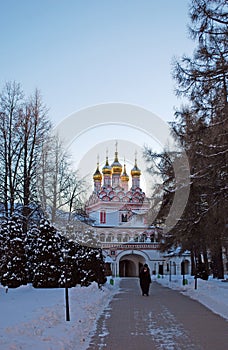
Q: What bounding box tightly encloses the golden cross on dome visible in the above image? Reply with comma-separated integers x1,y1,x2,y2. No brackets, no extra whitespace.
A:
105,148,109,165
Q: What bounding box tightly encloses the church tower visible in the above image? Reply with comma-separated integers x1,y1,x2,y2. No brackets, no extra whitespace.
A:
121,161,129,192
111,142,122,188
93,160,102,192
131,153,141,190
102,152,112,187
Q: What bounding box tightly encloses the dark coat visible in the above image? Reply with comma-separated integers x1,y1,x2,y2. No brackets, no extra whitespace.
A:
139,266,151,295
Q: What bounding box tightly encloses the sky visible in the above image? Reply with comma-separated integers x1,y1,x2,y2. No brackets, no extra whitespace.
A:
0,0,195,193
0,275,227,349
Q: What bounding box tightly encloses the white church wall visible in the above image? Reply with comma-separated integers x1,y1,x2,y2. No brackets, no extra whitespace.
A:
106,210,120,226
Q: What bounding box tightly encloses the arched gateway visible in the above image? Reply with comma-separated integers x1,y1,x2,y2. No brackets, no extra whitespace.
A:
116,250,148,277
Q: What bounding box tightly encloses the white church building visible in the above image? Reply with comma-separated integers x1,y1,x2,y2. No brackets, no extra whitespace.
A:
85,145,191,278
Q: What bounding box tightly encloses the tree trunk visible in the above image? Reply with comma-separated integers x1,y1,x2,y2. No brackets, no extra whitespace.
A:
211,246,224,279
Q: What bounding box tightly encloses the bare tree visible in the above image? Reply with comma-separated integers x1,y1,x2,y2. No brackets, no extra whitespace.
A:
18,89,51,231
36,134,87,227
0,83,50,230
0,81,24,216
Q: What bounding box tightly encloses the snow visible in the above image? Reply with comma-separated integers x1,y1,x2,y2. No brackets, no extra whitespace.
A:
155,274,228,321
0,275,227,349
0,278,120,350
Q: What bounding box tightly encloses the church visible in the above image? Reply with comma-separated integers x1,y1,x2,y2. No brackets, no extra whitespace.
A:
85,145,173,277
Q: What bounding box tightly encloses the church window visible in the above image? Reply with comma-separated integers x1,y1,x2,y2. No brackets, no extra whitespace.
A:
121,214,128,222
100,211,106,223
100,234,105,242
117,234,122,242
150,233,155,242
140,233,147,242
123,234,129,242
106,234,113,242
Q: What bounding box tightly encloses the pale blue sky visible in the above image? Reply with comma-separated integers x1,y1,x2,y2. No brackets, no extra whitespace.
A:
0,0,195,125
1,0,195,194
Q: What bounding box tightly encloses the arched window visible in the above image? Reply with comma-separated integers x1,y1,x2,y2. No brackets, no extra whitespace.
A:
134,235,139,242
140,233,147,242
150,233,155,242
123,234,129,242
100,234,105,242
121,214,128,222
117,234,122,242
106,234,113,242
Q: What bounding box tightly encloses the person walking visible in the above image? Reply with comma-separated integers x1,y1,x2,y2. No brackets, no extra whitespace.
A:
139,263,151,296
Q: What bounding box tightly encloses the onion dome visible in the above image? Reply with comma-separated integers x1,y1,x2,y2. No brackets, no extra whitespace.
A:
131,156,141,177
102,156,112,175
93,163,102,181
111,149,122,174
121,164,129,182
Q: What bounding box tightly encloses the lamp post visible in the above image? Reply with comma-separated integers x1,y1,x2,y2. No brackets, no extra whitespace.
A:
63,249,70,321
194,256,199,290
169,261,172,282
181,260,186,286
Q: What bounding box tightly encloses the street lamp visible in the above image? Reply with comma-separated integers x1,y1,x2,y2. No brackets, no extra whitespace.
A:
62,249,70,321
181,260,185,286
194,256,199,290
169,261,172,282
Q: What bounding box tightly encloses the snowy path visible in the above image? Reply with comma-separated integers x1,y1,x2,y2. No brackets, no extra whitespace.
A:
88,278,228,350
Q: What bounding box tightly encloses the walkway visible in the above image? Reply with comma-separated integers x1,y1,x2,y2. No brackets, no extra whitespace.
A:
87,278,228,350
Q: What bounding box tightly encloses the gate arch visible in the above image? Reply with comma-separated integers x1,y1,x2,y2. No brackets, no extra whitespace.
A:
116,250,150,277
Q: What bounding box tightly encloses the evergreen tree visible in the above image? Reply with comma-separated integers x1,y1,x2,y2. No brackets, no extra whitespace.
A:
145,0,227,278
0,216,27,287
59,237,80,288
26,219,107,289
171,0,227,278
31,219,63,288
25,224,41,283
77,245,107,287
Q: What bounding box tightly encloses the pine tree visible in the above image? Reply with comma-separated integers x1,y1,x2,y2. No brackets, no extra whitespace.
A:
31,219,63,288
171,0,227,278
144,0,227,278
59,237,81,288
77,245,107,287
0,217,27,287
25,224,41,283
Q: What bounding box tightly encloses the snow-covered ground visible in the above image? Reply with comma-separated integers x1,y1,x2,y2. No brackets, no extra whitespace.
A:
0,277,120,350
155,274,228,321
0,275,227,350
